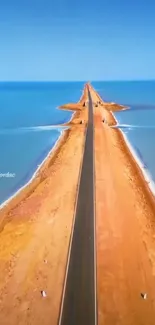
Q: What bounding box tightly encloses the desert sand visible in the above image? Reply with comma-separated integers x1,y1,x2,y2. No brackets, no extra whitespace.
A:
90,85,155,325
0,85,88,325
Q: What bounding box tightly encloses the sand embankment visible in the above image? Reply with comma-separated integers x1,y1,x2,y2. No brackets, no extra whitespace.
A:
90,84,155,325
88,83,127,112
1,81,155,325
0,84,88,325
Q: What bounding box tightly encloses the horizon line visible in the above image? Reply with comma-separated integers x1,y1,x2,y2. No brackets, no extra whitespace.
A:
0,79,155,83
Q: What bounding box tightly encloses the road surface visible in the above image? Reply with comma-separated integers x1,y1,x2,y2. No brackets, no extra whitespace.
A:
58,88,97,325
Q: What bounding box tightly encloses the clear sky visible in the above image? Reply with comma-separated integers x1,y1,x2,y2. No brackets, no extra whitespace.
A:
0,0,155,81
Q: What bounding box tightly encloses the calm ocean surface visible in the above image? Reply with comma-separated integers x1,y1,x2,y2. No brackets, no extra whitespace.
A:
0,82,85,205
0,81,155,206
93,81,155,191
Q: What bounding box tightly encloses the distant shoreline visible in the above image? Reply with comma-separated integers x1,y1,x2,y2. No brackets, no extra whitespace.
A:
0,85,86,210
0,84,88,229
111,114,155,197
89,83,155,210
110,110,155,204
0,130,64,210
120,129,155,196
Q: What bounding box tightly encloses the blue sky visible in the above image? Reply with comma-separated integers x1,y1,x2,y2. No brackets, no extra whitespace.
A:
0,0,155,81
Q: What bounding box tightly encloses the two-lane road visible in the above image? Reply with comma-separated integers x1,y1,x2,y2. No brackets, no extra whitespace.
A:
58,88,97,325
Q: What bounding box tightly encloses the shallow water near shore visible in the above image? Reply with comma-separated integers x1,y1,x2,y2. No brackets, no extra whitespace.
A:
94,80,155,192
1,80,155,205
0,82,84,205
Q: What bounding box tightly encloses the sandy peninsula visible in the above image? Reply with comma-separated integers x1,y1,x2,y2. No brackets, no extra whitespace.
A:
89,85,155,325
0,85,88,325
0,82,155,325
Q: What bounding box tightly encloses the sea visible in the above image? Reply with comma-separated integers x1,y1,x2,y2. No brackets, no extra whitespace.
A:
93,80,155,194
0,82,85,206
0,81,155,206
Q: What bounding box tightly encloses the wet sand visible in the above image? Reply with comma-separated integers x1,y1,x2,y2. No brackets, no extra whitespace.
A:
0,85,88,325
90,85,155,324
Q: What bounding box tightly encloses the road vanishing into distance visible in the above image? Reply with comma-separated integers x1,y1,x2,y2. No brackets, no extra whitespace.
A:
58,88,97,325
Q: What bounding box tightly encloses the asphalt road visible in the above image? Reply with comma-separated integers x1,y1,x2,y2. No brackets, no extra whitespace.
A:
58,88,97,325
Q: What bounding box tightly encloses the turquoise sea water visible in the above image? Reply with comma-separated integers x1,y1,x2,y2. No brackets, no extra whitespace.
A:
1,81,155,206
92,81,155,106
0,82,85,205
92,81,155,190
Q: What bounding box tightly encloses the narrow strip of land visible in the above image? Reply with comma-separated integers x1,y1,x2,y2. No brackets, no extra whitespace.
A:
0,86,88,325
58,88,96,325
1,84,155,325
90,85,155,325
